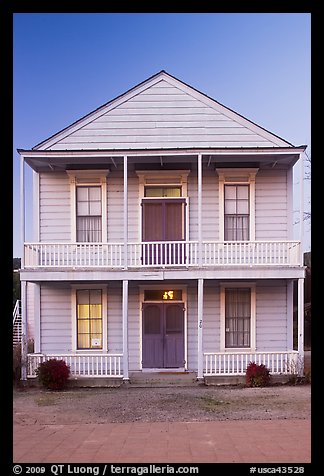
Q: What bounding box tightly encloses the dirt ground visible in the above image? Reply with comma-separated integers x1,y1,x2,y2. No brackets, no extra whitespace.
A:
13,383,310,425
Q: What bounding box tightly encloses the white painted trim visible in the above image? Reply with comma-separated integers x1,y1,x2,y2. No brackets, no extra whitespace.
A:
21,147,305,159
197,278,204,379
20,156,25,268
220,282,256,352
287,167,293,239
71,285,108,353
123,156,128,269
20,281,27,380
299,152,304,261
139,284,188,371
286,280,293,350
34,283,41,353
32,171,40,242
122,280,129,379
297,278,304,370
198,154,202,266
216,168,258,242
135,170,191,198
68,170,109,243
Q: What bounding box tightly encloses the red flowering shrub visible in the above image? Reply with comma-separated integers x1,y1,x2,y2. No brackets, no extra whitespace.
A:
36,358,70,390
246,361,270,387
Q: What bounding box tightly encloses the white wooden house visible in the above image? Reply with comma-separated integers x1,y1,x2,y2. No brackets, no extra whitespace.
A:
18,71,306,383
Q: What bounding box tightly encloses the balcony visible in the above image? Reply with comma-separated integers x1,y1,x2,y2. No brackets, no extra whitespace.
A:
24,240,301,269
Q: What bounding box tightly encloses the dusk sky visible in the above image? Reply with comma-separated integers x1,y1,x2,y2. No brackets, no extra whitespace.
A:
13,13,311,257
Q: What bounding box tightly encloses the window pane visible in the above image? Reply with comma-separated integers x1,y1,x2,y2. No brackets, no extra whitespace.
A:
224,185,236,199
145,187,181,197
224,200,236,214
237,199,249,214
237,185,249,199
77,187,89,201
77,201,89,216
78,334,90,349
89,187,101,201
89,201,101,216
90,289,102,305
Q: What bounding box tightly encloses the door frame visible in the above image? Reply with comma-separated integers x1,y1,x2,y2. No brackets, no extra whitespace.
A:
139,285,188,371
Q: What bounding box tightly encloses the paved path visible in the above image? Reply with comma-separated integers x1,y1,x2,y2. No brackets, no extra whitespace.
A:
14,419,311,463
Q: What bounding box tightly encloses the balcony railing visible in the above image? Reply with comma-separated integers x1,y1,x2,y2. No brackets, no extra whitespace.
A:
24,240,301,269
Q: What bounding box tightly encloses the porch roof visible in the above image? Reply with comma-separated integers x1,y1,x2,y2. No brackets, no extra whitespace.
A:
18,145,306,173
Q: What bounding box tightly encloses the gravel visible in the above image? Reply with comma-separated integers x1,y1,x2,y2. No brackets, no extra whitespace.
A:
13,384,310,425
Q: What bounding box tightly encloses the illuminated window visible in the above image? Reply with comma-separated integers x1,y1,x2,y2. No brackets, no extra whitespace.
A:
76,289,102,349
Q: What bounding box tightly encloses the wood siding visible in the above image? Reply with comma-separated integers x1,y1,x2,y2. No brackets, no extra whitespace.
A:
37,167,289,245
46,80,283,151
255,170,288,240
37,281,289,369
39,173,71,242
40,285,72,353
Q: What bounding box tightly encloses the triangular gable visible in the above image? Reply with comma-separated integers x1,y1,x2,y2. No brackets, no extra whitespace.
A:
34,71,293,151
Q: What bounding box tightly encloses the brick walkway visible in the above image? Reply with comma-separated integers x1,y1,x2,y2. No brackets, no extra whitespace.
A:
13,419,311,463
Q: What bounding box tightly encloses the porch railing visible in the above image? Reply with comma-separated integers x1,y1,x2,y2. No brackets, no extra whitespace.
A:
204,351,299,376
27,353,123,378
24,240,301,268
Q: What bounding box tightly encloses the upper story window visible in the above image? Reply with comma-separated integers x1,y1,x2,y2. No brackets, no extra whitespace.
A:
76,186,102,242
224,184,250,241
216,168,258,242
67,170,109,243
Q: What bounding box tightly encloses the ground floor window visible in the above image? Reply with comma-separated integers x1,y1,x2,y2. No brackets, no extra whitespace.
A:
76,289,102,349
221,283,256,351
225,288,251,348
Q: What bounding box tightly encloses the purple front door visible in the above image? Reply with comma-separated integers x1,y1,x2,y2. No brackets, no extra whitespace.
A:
142,303,185,368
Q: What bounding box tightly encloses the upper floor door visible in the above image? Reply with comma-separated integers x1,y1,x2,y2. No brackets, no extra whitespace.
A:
142,199,186,265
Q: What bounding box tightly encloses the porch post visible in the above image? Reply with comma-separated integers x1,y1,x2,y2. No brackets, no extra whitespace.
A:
34,283,41,353
286,280,293,351
297,278,304,376
197,278,204,380
299,151,304,265
123,155,128,269
198,153,203,266
122,280,129,380
20,155,25,269
20,280,28,382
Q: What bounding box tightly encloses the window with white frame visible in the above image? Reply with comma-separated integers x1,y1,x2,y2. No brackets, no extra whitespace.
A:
76,289,103,349
220,283,256,351
66,170,108,243
224,184,250,240
76,186,102,242
225,288,251,348
216,168,258,242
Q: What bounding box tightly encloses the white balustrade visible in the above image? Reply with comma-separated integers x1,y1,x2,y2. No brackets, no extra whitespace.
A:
24,240,300,268
27,353,123,378
204,351,299,376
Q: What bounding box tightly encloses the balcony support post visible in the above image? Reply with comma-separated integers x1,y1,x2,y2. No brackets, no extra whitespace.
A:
20,155,25,269
297,277,304,376
197,278,204,380
122,280,129,381
123,155,128,269
198,153,202,266
20,280,27,382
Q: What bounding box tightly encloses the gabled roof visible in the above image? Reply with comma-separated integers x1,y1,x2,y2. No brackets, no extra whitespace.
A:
33,70,294,151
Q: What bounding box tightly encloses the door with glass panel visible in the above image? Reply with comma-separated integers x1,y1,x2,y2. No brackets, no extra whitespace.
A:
142,186,186,266
142,302,184,368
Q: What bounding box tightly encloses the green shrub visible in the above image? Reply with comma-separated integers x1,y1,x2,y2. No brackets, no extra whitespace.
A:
36,358,70,390
246,361,270,387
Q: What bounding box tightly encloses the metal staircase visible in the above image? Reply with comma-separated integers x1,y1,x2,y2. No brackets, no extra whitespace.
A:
13,300,22,347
